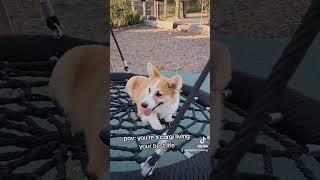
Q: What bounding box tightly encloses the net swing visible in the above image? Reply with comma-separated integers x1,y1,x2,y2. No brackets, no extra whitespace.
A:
0,1,214,179
0,0,320,180
109,26,214,179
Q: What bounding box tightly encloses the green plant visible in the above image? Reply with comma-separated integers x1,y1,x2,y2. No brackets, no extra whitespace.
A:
167,0,175,5
187,0,210,13
111,0,143,28
188,6,201,13
140,15,146,22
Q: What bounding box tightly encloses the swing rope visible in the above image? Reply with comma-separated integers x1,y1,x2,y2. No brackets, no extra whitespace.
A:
111,28,130,72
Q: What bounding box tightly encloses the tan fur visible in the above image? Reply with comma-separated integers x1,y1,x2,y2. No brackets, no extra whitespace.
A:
210,42,232,155
49,45,109,180
126,75,180,118
125,63,182,130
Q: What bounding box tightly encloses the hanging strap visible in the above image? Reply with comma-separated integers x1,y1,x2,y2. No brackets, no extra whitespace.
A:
40,0,64,38
111,28,130,72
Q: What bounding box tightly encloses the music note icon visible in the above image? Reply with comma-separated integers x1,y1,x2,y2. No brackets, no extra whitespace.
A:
200,137,206,144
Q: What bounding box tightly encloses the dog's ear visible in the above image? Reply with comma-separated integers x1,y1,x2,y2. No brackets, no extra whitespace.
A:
168,75,182,90
147,62,160,78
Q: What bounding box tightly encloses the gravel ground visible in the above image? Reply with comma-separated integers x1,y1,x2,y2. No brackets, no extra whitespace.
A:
111,26,210,74
0,0,106,42
112,0,311,73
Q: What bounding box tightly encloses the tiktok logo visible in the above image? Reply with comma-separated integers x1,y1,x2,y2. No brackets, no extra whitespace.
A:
198,136,209,151
200,137,206,144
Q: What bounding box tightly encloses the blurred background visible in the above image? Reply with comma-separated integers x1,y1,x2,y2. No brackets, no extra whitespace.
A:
0,0,105,41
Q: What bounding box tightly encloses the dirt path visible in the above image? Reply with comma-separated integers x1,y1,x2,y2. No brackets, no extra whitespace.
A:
111,26,210,74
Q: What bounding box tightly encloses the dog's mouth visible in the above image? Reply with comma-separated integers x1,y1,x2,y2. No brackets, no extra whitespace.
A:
143,108,153,116
143,102,164,117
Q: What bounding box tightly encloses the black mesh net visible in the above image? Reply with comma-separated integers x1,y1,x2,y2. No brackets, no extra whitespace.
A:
0,59,212,179
2,4,320,175
1,58,320,180
220,99,320,180
109,77,210,171
0,60,89,180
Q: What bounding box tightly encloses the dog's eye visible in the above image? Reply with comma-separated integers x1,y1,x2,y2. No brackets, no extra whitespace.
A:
148,88,151,93
156,91,162,97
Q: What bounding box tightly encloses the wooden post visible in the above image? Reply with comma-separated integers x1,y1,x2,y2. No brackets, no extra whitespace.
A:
154,0,157,17
182,0,186,18
0,0,13,32
143,1,147,17
156,1,159,20
164,0,167,19
200,0,204,25
180,1,184,18
131,1,135,11
176,0,180,19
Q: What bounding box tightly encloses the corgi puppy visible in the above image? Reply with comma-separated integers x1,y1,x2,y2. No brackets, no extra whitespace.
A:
125,62,183,130
48,45,109,180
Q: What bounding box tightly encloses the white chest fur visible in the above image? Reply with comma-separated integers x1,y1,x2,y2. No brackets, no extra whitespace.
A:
156,94,180,119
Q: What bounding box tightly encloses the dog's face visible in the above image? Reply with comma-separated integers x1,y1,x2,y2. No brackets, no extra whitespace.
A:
141,62,182,116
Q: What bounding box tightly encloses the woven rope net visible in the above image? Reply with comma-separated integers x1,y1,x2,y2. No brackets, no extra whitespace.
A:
109,75,210,170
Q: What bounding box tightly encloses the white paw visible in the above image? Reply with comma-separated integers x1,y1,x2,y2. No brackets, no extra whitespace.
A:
164,115,174,122
149,119,164,130
150,123,164,130
140,116,148,124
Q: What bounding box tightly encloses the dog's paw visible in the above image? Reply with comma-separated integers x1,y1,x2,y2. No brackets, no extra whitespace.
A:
151,124,164,130
149,121,164,130
164,118,173,123
164,115,174,123
140,116,148,124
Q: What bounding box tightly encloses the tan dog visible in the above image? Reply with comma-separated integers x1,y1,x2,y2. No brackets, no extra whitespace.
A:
48,45,109,180
125,62,182,130
210,42,232,156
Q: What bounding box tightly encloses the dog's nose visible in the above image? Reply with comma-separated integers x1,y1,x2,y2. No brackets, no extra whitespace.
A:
141,102,148,108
